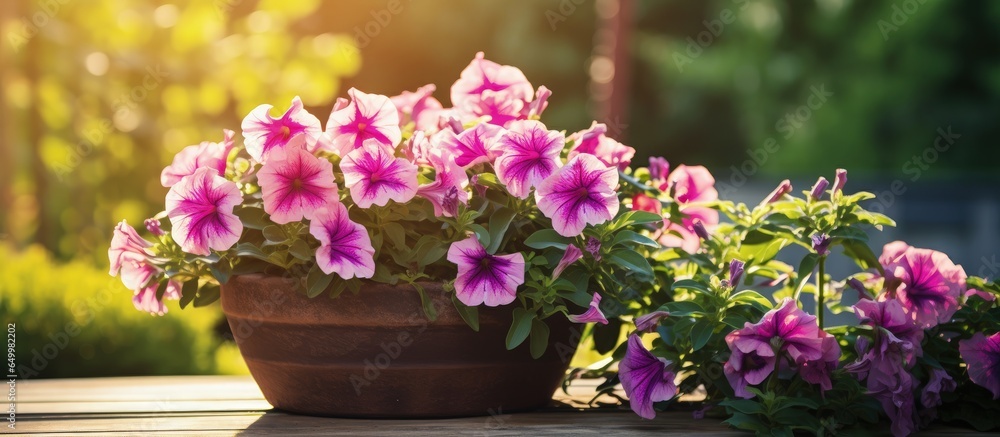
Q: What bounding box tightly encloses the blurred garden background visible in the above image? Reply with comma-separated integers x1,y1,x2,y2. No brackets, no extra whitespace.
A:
1,0,998,378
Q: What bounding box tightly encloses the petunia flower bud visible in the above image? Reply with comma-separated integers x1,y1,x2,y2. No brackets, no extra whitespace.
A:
762,179,792,204
648,157,670,183
442,187,460,218
811,233,831,256
729,259,745,287
809,177,829,201
585,237,602,261
833,168,847,193
693,220,710,240
144,218,165,237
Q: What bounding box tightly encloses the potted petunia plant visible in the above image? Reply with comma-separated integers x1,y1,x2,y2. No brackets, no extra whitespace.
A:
108,53,662,417
595,163,1000,436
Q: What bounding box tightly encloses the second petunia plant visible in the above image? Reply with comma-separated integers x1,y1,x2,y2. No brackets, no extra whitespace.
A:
108,52,660,356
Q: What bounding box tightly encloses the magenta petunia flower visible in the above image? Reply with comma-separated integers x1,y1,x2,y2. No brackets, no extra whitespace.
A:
160,129,235,187
241,96,322,163
340,142,418,208
108,219,155,291
552,244,583,279
727,298,826,364
959,332,1000,399
133,280,180,316
724,347,776,399
323,88,402,156
309,202,376,279
446,236,525,307
796,333,841,393
494,120,564,199
165,167,244,256
567,293,608,325
257,135,339,224
620,334,678,419
568,121,636,171
965,288,996,303
920,368,956,408
467,89,526,127
853,298,924,365
440,122,504,168
523,85,551,119
659,165,719,253
417,149,470,217
634,311,671,333
648,157,670,184
390,83,444,131
535,154,619,237
878,241,966,328
450,52,533,118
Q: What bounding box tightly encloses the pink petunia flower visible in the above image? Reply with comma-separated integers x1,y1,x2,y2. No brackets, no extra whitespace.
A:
494,120,563,199
108,219,156,291
241,96,322,163
322,88,402,156
567,293,608,325
404,131,433,167
659,165,719,254
390,83,444,132
965,288,996,303
450,52,534,119
796,333,841,393
833,168,848,193
340,142,418,208
877,241,966,329
523,85,551,119
144,218,165,237
552,244,583,279
619,334,678,419
160,129,235,187
439,122,505,168
631,193,662,214
648,157,670,184
762,179,793,204
165,167,244,256
634,311,671,333
257,135,339,224
568,121,636,171
133,280,180,316
467,89,525,127
959,332,1000,399
417,149,470,217
854,298,924,365
446,236,524,307
309,202,376,279
535,154,619,237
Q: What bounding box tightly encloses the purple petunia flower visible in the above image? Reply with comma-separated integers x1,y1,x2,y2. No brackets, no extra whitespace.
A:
811,233,831,256
619,334,678,419
447,237,525,307
853,298,924,365
648,157,670,184
729,259,746,287
634,311,671,333
257,136,339,224
535,154,620,237
322,88,402,157
309,202,376,279
416,149,470,218
160,129,235,187
878,241,966,329
439,122,505,168
108,219,155,291
959,332,1000,399
165,167,243,256
553,244,583,280
340,142,418,208
133,280,180,316
809,176,829,201
241,96,322,163
585,237,602,261
567,121,636,171
724,347,776,399
494,120,563,199
795,333,841,393
567,293,608,325
920,368,956,408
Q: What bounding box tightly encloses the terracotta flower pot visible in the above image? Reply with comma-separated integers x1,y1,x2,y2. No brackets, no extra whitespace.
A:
221,274,580,418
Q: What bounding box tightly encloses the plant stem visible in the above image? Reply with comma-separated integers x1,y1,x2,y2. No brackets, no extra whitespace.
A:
816,256,826,329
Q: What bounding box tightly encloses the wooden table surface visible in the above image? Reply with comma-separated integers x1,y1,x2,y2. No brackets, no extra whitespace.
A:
9,376,980,436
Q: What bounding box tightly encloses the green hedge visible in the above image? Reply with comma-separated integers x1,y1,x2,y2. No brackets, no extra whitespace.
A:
0,244,238,378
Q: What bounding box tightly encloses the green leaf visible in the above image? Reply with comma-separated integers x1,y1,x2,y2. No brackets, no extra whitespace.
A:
469,224,490,249
453,296,479,332
793,253,819,296
610,230,659,248
729,290,773,310
524,229,571,250
306,265,333,298
720,399,766,415
154,280,170,301
382,222,408,250
486,207,517,254
413,283,438,321
506,307,534,350
690,319,714,351
724,412,768,433
262,225,286,243
592,318,621,354
608,249,654,279
209,263,232,284
234,206,269,230
616,210,664,228
193,284,220,307
671,279,712,295
179,280,198,309
661,300,705,316
738,237,791,265
235,243,270,262
841,239,884,275
288,239,313,261
529,318,550,359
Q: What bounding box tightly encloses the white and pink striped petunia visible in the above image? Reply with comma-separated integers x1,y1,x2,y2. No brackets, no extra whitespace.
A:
494,120,563,199
447,236,525,307
450,52,534,119
160,129,235,187
340,142,418,208
309,202,376,279
568,121,636,171
567,293,609,325
241,96,322,164
535,154,620,237
322,88,402,156
108,219,156,291
416,149,469,218
257,135,339,224
165,167,244,256
439,122,504,168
